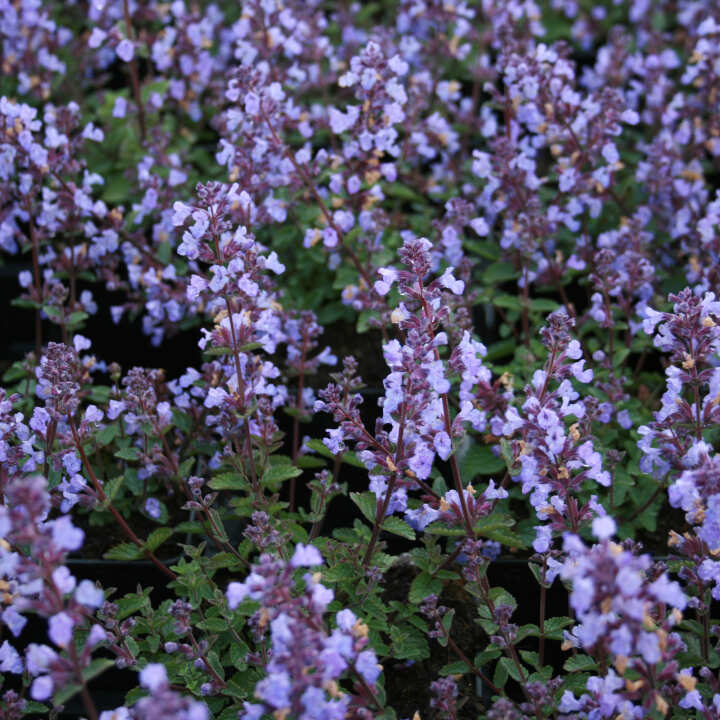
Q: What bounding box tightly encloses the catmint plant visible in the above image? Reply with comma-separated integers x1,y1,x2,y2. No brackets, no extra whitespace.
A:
5,1,720,718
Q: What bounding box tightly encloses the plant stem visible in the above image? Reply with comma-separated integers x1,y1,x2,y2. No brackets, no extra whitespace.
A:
522,264,530,350
539,555,547,669
188,630,227,688
702,588,711,662
25,197,43,356
309,454,342,541
446,634,504,698
290,328,309,512
363,397,407,568
68,417,177,580
480,576,544,720
122,0,146,141
69,644,98,720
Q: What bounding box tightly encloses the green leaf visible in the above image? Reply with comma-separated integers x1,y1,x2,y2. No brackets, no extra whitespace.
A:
465,240,500,260
498,656,522,683
11,297,40,310
262,464,302,484
384,182,422,201
423,523,467,537
145,527,173,551
409,571,443,604
437,609,455,648
68,311,89,327
474,647,502,665
208,473,245,490
124,467,143,495
483,262,518,284
156,242,172,264
114,447,140,461
390,626,430,661
104,542,143,561
208,509,229,543
564,655,597,673
22,701,48,715
102,476,124,506
116,591,150,620
297,455,326,468
543,616,574,640
96,423,120,447
141,79,171,105
322,562,356,582
520,650,540,669
475,514,527,548
493,294,523,311
381,516,415,541
173,409,193,433
351,491,378,523
493,658,508,688
439,661,470,676
304,438,365,467
529,298,560,312
483,339,516,362
197,617,227,632
458,444,506,479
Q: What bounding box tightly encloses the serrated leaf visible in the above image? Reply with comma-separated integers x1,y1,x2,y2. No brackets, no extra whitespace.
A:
483,339,516,362
22,701,48,715
351,491,378,523
409,571,443,604
475,647,502,665
564,655,597,672
68,310,89,326
95,423,120,447
439,661,470,676
458,444,506,479
529,298,560,312
208,473,245,490
156,242,172,264
493,657,508,688
114,447,140,461
208,509,229,543
262,464,302,484
305,438,365,467
390,626,430,661
381,516,415,541
197,617,227,632
102,476,124,506
104,542,143,561
423,523,467,537
385,182,422,201
520,650,540,669
499,656,523,682
543,616,574,640
322,562,356,582
483,262,518,283
297,455,326,468
145,527,173,551
11,297,39,310
493,294,523,311
116,592,150,620
474,514,526,548
438,609,455,648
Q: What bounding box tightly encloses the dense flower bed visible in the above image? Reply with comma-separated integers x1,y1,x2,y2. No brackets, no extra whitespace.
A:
2,0,720,718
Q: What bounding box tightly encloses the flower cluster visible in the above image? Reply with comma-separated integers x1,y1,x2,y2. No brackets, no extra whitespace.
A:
5,0,720,718
226,544,381,720
0,475,105,701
